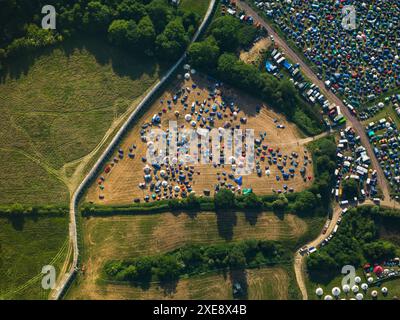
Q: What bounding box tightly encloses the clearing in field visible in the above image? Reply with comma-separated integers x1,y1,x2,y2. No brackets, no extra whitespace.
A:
66,211,303,299
240,37,272,65
0,215,68,300
87,74,313,205
0,37,163,205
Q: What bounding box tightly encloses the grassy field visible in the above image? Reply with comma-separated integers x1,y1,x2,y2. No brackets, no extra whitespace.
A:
0,36,163,205
362,105,400,129
65,211,320,299
180,0,210,17
0,215,69,299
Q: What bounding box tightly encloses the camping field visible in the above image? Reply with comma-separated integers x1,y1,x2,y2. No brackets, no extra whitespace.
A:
65,211,324,299
0,36,163,205
86,74,314,205
0,215,69,300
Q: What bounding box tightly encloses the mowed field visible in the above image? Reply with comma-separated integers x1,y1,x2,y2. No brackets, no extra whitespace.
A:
0,37,163,205
66,211,320,300
86,74,313,205
0,215,69,300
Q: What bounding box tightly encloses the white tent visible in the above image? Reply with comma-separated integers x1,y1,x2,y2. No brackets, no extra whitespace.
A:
371,290,378,298
354,276,361,284
342,284,350,293
332,287,341,297
315,288,323,296
324,295,333,300
356,293,363,300
361,283,368,291
381,287,388,294
352,285,359,293
185,114,192,121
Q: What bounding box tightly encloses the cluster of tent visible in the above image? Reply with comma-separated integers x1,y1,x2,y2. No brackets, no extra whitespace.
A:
255,0,400,105
366,117,400,197
315,275,390,300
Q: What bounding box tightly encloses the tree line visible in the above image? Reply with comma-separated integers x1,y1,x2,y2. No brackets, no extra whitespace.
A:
0,0,202,70
104,239,291,283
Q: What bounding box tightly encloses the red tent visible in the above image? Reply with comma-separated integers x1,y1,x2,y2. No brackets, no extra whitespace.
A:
373,265,383,275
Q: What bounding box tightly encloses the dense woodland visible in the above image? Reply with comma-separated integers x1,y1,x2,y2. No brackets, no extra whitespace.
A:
307,206,400,279
0,0,201,70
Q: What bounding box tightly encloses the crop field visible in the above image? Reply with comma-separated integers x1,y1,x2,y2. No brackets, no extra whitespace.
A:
66,211,320,299
86,74,313,205
68,266,290,300
0,37,163,205
0,215,68,300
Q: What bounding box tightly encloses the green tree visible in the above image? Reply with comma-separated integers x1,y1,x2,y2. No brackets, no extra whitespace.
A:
156,18,189,61
83,1,112,33
214,188,235,209
271,194,288,214
188,36,220,70
342,178,359,200
210,16,240,52
136,15,156,54
117,0,147,21
146,0,173,33
155,255,182,281
293,191,317,215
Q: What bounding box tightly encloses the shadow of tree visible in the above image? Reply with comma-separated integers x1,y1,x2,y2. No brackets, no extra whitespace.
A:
230,268,248,300
0,35,167,83
216,209,237,241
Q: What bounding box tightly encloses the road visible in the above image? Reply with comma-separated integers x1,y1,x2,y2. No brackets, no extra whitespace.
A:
50,0,218,300
237,1,399,300
238,1,391,201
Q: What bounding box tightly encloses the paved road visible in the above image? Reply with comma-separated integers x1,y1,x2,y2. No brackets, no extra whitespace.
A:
238,1,391,201
51,0,217,300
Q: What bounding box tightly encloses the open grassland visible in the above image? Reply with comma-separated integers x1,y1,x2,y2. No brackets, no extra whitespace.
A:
0,36,163,205
86,75,313,205
0,215,68,299
66,211,322,299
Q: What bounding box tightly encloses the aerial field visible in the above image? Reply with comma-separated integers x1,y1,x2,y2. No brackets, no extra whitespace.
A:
0,37,163,205
69,266,289,300
66,211,318,299
87,74,313,205
0,215,68,300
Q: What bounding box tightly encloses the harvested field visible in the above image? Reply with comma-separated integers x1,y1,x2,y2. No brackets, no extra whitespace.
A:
68,266,289,300
66,211,306,299
87,74,313,205
240,37,272,65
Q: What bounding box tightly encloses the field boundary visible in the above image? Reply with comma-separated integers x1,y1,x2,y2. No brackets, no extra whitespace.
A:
51,0,218,300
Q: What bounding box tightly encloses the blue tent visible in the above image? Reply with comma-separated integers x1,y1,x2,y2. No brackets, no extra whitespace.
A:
234,176,243,186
